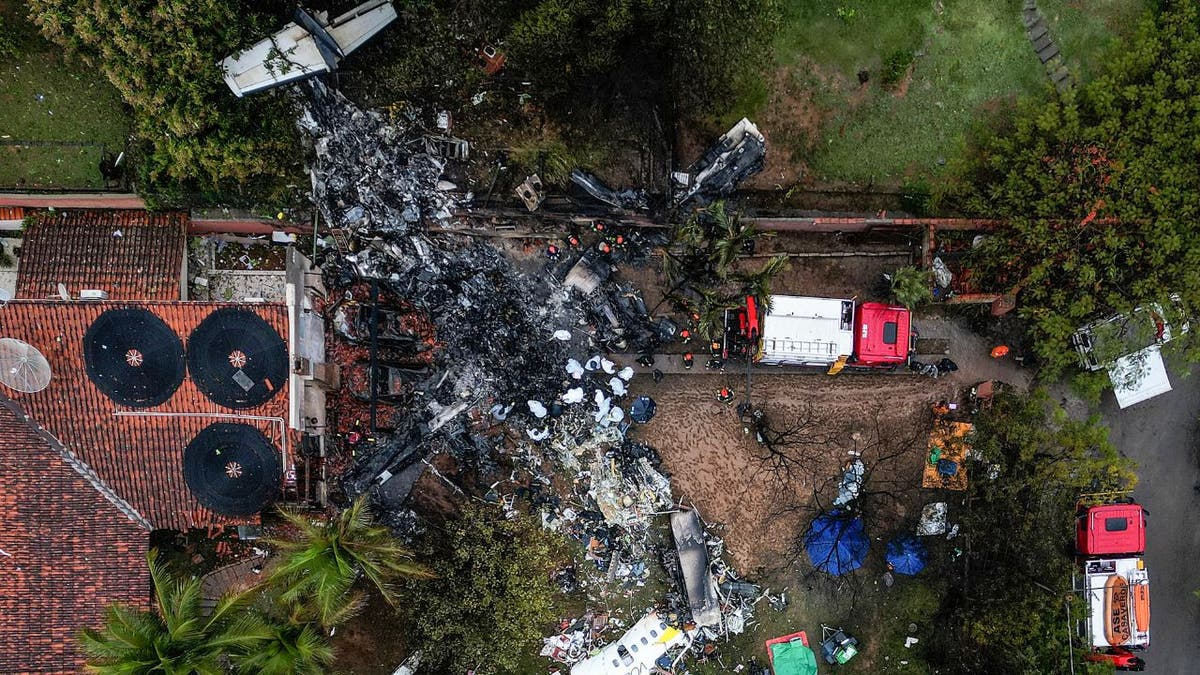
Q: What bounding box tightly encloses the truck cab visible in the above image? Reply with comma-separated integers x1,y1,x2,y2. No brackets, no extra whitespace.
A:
851,302,912,367
1076,503,1146,557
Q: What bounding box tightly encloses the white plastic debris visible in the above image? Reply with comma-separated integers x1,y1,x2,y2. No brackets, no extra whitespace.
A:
917,502,948,536
607,407,625,424
553,329,572,341
618,366,634,381
528,400,548,418
565,358,584,380
601,358,616,374
527,426,550,441
585,355,602,372
904,637,919,649
563,387,585,404
594,391,612,422
609,377,627,396
833,459,865,506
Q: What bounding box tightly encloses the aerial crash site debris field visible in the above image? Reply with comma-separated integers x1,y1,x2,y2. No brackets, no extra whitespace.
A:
296,79,991,672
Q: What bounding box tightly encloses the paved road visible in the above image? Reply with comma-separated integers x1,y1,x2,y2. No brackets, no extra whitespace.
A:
1095,364,1200,673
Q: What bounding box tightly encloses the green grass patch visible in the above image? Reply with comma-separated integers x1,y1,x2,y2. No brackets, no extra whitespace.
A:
0,144,108,188
762,0,1142,187
775,0,933,75
0,2,129,188
1038,0,1150,81
810,0,1046,183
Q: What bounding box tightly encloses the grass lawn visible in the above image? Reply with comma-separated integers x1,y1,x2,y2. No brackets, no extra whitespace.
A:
747,0,1148,188
1039,0,1148,80
0,2,130,188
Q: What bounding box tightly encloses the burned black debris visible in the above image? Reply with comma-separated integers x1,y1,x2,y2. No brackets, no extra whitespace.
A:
674,118,766,207
300,80,457,235
569,169,649,213
300,80,775,672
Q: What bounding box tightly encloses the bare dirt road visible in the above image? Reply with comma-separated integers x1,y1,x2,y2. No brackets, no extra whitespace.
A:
633,372,960,572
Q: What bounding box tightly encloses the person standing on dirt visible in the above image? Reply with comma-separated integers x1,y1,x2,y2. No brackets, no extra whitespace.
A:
683,352,694,369
716,388,735,405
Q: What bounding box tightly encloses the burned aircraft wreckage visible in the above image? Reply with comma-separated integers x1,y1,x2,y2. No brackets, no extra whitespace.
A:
299,80,768,637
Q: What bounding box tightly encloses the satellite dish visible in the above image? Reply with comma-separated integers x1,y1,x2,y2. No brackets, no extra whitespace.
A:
183,422,281,516
84,308,186,407
0,338,52,393
187,307,288,409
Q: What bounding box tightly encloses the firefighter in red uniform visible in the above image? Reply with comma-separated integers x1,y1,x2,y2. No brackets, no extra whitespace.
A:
683,352,694,369
716,388,735,405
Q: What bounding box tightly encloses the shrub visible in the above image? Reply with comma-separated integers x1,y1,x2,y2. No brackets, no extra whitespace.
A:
881,49,914,89
890,266,933,308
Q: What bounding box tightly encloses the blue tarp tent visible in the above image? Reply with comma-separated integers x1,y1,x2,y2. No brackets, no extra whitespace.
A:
804,513,868,576
885,536,928,576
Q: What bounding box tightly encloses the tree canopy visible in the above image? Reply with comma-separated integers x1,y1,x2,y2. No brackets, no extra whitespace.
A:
927,391,1136,674
963,2,1200,376
267,495,432,628
80,551,278,675
27,0,302,204
400,504,561,673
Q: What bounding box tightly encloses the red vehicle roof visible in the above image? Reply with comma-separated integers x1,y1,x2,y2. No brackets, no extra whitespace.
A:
853,302,911,365
1076,503,1145,557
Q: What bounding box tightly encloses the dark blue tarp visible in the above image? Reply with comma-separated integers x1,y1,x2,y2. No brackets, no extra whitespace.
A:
804,513,868,576
630,396,657,423
885,536,929,576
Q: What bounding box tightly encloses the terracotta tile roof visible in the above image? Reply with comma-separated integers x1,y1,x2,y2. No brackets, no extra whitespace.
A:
16,209,186,301
2,300,290,530
0,397,150,675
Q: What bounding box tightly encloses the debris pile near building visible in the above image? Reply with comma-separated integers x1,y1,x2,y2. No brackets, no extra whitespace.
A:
300,83,776,672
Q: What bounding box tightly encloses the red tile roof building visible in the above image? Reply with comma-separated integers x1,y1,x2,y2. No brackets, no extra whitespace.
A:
15,209,186,301
3,300,290,530
0,397,150,675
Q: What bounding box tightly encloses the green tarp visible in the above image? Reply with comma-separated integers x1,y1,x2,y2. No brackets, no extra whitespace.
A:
769,639,818,675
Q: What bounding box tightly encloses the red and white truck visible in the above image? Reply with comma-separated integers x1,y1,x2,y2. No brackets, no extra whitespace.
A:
733,295,911,369
1075,501,1150,671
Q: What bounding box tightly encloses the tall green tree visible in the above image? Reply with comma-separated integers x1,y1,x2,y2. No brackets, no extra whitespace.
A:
963,2,1200,376
268,496,432,628
233,620,333,675
401,504,560,673
27,0,302,204
660,201,788,338
79,550,271,674
927,391,1136,674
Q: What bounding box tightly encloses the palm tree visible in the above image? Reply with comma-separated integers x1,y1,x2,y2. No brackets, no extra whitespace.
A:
268,495,433,628
232,621,333,675
79,550,271,675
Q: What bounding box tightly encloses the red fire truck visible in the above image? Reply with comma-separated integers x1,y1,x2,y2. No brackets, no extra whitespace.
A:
725,295,911,369
1075,499,1150,671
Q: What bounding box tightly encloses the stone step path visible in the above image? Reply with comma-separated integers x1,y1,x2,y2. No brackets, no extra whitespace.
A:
1022,0,1073,93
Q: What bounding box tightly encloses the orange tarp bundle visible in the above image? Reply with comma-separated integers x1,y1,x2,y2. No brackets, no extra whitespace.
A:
922,421,974,490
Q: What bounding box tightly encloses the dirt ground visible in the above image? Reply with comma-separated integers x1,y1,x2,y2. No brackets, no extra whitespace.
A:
630,372,960,573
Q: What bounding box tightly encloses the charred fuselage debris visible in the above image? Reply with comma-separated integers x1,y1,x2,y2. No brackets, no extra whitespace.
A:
303,83,773,670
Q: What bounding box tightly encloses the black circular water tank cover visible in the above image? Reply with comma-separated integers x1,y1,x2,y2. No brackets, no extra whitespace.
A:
187,308,287,409
84,308,185,408
183,422,281,516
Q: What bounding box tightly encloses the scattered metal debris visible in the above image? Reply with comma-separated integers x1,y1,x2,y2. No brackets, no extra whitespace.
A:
516,174,546,212
222,1,398,97
674,118,766,207
569,170,649,212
